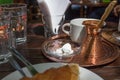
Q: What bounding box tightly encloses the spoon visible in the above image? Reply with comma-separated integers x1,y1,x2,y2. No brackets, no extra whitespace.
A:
8,47,38,76
8,55,26,77
97,0,117,29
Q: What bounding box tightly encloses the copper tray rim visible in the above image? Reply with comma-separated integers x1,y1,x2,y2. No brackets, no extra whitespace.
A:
76,39,120,67
101,30,120,46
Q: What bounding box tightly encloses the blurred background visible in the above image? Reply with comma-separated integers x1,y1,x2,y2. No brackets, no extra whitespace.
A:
1,0,117,35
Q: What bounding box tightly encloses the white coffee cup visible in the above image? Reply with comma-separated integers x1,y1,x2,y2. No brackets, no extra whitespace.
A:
62,18,99,44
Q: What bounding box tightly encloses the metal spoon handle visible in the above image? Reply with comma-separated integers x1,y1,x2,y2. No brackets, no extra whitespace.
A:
8,47,38,76
8,56,26,77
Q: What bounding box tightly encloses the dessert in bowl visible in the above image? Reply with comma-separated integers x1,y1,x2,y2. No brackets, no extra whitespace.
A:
42,39,81,62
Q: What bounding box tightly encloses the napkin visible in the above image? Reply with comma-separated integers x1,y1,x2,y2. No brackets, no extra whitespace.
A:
37,0,71,34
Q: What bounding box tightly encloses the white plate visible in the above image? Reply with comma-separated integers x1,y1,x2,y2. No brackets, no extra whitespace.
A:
2,63,104,80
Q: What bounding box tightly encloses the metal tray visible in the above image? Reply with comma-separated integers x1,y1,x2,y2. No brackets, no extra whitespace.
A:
71,39,119,67
101,30,120,46
42,33,119,67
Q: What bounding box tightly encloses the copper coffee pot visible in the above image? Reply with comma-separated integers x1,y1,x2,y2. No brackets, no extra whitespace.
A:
72,0,118,66
80,20,107,65
80,0,117,63
71,19,119,67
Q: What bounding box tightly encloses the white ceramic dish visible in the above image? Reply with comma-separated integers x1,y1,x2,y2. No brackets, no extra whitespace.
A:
2,63,104,80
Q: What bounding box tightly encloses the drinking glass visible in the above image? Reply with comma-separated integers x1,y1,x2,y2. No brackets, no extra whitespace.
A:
0,11,12,64
112,13,120,42
43,15,65,38
0,3,27,45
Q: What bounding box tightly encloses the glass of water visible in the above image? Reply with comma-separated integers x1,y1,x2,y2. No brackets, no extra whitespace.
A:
1,3,27,45
0,11,12,64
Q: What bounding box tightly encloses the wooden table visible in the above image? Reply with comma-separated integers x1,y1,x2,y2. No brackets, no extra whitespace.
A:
0,29,120,80
71,0,109,17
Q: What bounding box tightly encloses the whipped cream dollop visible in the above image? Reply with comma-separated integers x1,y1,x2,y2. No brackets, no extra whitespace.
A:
51,43,73,56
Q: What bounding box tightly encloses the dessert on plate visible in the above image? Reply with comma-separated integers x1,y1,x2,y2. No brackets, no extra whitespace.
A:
21,64,80,80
